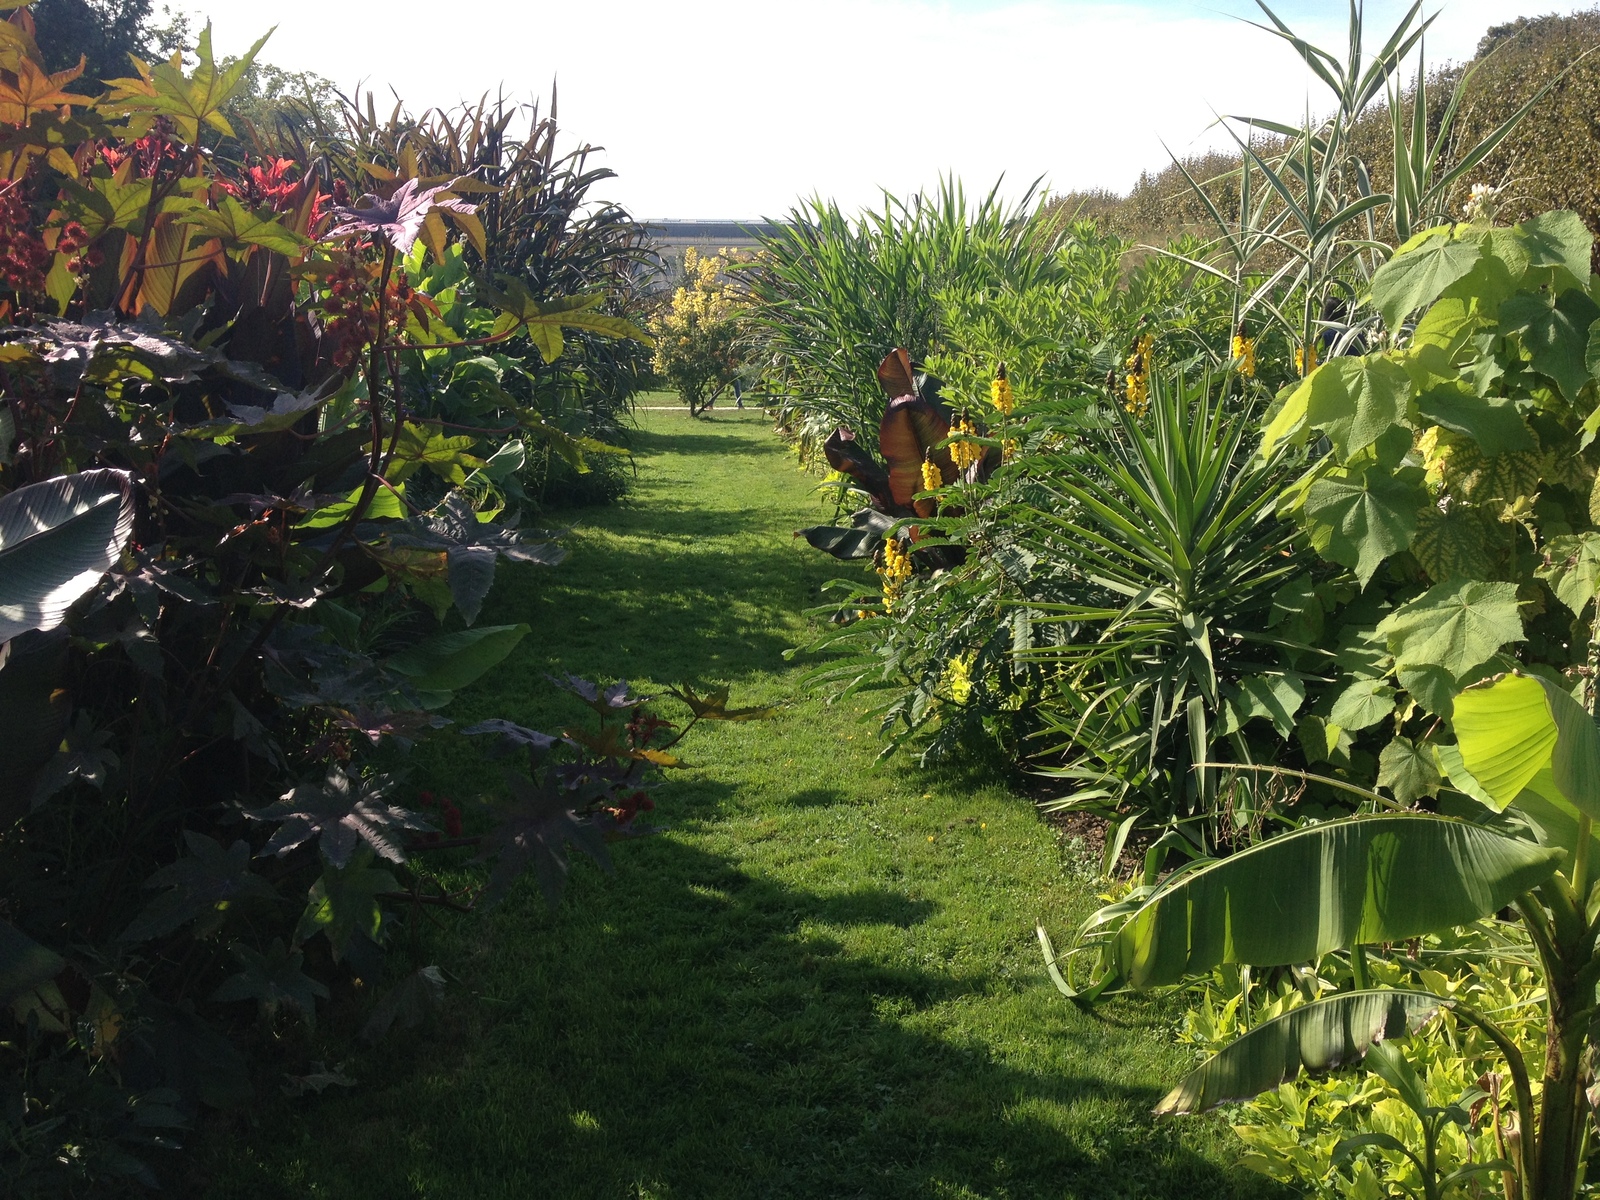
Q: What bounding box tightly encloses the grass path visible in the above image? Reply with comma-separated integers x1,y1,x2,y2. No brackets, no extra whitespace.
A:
206,411,1277,1199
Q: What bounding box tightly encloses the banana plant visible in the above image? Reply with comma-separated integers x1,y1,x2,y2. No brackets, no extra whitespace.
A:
796,347,993,562
1041,669,1600,1199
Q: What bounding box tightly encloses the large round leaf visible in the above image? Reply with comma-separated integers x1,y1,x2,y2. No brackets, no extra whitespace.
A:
1157,989,1446,1113
0,469,135,642
1111,814,1560,989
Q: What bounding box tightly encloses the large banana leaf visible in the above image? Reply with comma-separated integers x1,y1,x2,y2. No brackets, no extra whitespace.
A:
1455,672,1600,821
385,623,529,700
1110,814,1560,989
1156,989,1446,1113
0,469,135,643
0,920,64,1008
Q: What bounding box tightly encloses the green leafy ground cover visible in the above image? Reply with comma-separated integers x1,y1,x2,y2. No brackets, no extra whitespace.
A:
200,410,1279,1199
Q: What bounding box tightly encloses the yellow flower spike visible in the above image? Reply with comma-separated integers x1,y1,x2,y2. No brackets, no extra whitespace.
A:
877,536,913,612
1123,333,1153,415
921,454,943,493
1002,437,1019,463
948,415,983,473
1295,343,1318,377
944,651,975,703
1230,331,1256,379
990,366,1014,416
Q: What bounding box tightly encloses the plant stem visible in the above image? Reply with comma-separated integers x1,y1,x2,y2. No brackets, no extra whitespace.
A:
1350,944,1369,990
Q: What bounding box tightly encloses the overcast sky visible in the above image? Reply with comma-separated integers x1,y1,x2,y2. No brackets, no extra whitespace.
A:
178,0,1567,219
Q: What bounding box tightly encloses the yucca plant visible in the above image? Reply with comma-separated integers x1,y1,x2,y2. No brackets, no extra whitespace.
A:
1020,368,1310,849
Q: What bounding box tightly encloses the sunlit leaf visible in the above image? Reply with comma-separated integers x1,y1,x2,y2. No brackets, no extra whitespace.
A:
1108,814,1560,989
0,468,135,643
1370,227,1483,330
1539,532,1600,616
1329,678,1396,731
478,277,650,363
105,24,272,142
167,195,304,257
1377,735,1440,804
1499,289,1600,404
1301,462,1426,586
1374,578,1523,676
1455,672,1600,820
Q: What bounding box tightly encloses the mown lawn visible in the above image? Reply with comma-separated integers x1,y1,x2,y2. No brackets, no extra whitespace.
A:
197,410,1281,1199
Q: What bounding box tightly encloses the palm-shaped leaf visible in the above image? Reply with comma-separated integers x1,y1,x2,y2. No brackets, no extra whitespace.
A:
476,769,610,908
0,468,135,642
1157,989,1446,1113
247,768,432,867
211,939,329,1028
120,832,278,943
479,276,649,363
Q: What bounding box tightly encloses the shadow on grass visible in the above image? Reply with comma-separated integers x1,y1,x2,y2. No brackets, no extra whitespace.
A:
196,825,1283,1200
623,423,787,459
192,415,1282,1200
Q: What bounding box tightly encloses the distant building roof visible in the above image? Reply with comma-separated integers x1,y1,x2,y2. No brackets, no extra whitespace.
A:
642,219,784,240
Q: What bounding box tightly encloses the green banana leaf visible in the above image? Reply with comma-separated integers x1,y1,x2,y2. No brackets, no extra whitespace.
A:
1110,814,1560,989
0,920,64,1008
1157,989,1446,1113
1455,672,1600,821
385,623,530,700
0,468,135,643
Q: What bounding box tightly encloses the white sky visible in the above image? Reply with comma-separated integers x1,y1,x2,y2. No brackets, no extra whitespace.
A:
178,0,1567,219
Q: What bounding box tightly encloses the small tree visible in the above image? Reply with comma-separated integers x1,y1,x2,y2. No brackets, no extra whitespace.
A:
649,247,744,416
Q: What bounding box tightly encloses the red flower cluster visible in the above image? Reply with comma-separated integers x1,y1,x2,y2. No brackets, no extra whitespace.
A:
220,156,330,225
98,122,180,178
54,220,102,278
320,247,412,371
417,790,463,839
0,182,49,296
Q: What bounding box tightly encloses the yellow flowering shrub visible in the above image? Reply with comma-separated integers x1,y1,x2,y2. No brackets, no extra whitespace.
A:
947,415,984,472
648,246,748,415
990,372,1014,415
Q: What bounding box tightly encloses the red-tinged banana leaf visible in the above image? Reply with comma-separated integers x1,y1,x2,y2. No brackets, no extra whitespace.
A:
877,346,916,399
881,393,954,515
795,506,895,560
823,427,892,510
874,349,957,515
